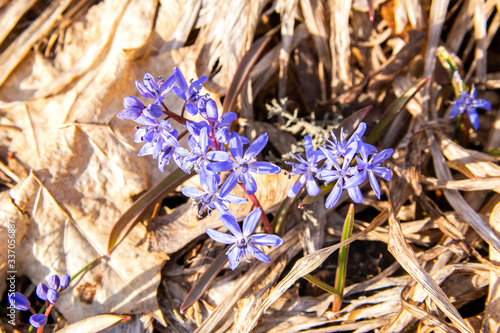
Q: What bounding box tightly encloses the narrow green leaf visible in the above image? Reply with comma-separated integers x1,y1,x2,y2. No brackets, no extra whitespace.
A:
332,204,355,312
56,314,130,333
334,204,355,295
303,274,340,296
180,249,228,314
447,160,476,180
107,168,193,254
222,33,273,114
366,77,429,144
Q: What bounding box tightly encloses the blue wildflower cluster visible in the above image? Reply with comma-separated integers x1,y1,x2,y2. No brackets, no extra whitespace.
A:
286,122,393,209
118,68,283,270
8,274,70,328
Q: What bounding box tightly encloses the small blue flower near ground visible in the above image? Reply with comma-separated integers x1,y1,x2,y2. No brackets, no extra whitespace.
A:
207,132,281,196
286,135,325,197
181,171,247,216
356,148,394,199
451,84,492,130
317,140,366,208
136,73,175,105
172,67,208,116
205,208,283,270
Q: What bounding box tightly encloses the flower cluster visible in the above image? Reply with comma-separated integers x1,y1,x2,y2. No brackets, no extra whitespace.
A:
8,274,70,328
118,68,283,270
286,122,393,208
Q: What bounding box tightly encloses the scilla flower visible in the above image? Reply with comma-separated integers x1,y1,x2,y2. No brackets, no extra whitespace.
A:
205,208,283,270
451,84,492,130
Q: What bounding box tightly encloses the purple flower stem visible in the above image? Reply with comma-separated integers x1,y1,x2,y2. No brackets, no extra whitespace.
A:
238,183,273,234
161,102,187,125
34,303,53,333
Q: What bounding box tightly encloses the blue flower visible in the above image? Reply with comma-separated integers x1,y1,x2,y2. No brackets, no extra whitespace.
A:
207,132,281,196
181,171,247,216
176,127,230,172
136,73,175,105
172,67,208,116
317,141,365,208
356,148,393,199
134,119,182,172
29,314,47,328
205,208,283,270
286,135,325,197
451,84,492,130
8,292,31,311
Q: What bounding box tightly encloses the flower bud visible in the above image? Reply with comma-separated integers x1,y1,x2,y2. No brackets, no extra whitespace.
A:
60,274,71,290
47,275,60,290
36,283,48,301
47,289,60,304
8,292,30,311
29,314,47,328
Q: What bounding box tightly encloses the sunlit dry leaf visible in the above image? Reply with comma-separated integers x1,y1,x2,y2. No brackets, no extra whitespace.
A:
483,202,500,333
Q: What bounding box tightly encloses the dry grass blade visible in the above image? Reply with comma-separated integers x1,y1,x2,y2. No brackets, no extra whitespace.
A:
0,0,73,87
421,176,500,192
329,0,352,96
0,0,38,45
428,130,500,253
483,202,500,332
387,211,472,333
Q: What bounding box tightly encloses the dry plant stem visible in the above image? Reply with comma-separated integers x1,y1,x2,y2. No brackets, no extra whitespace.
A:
238,183,272,234
161,102,187,125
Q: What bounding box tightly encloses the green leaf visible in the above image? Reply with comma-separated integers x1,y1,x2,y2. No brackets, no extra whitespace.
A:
107,168,193,254
333,203,355,311
55,314,130,333
366,77,429,144
180,249,228,314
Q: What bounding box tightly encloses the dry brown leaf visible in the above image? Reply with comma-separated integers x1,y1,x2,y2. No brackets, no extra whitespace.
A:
483,202,500,333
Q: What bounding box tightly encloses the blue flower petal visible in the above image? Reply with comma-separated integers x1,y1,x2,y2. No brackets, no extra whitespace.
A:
241,172,257,195
288,175,306,198
229,132,244,161
242,208,262,236
244,133,268,160
306,175,321,196
181,186,205,199
227,247,242,270
206,228,237,244
220,213,243,238
247,243,270,263
173,67,188,95
369,172,381,199
248,161,281,175
347,186,364,203
325,181,343,209
250,234,283,247
206,99,218,121
468,109,480,130
219,171,238,198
